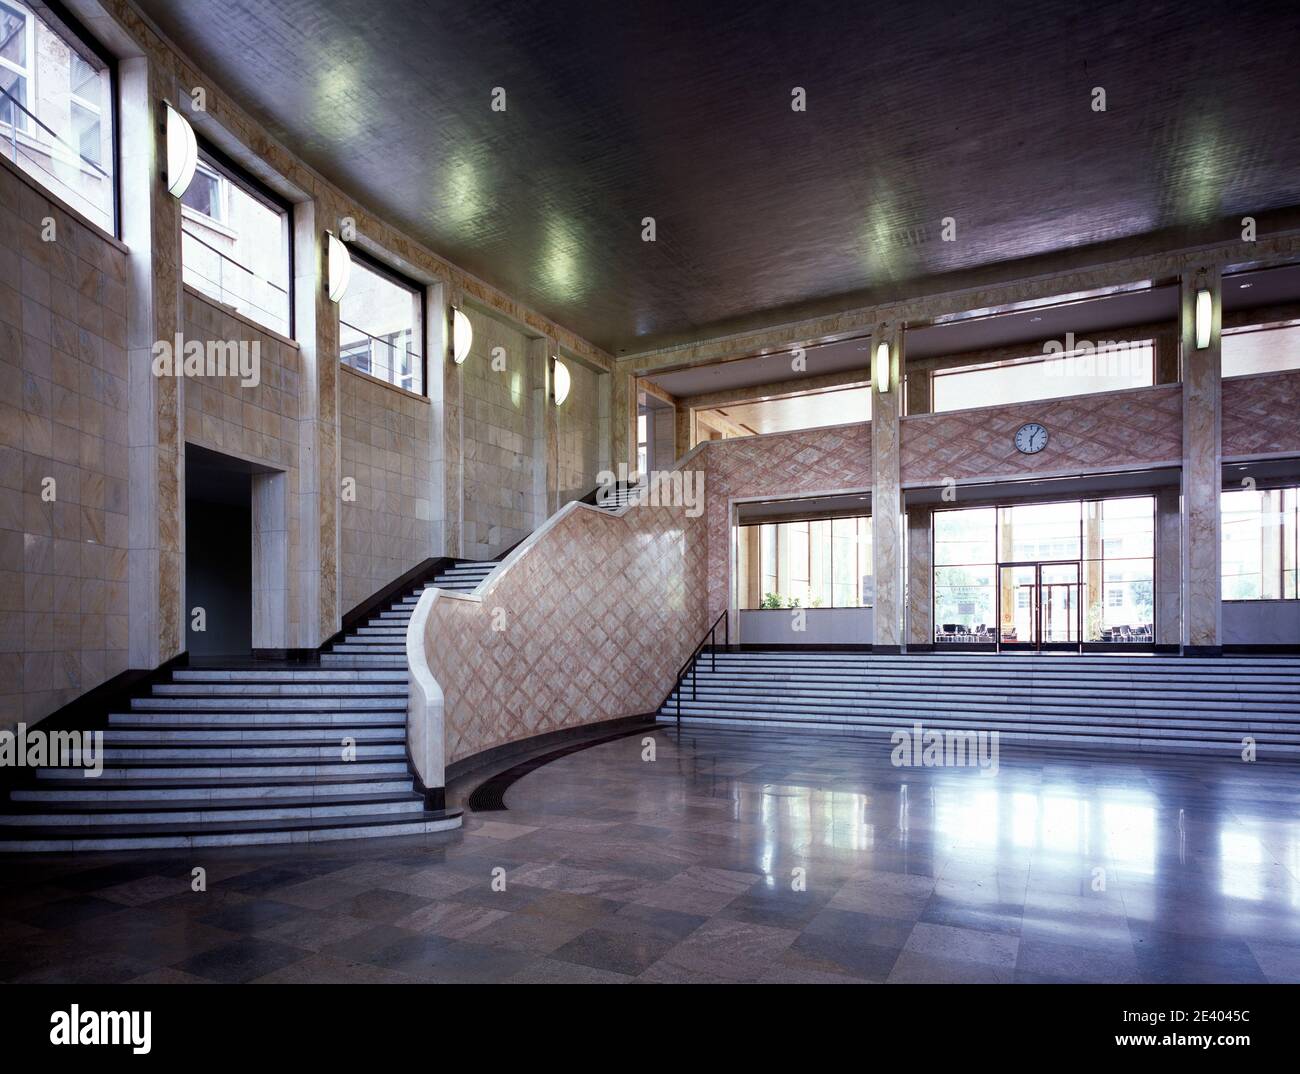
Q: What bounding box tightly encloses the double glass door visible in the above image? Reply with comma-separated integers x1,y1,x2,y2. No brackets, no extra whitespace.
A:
998,561,1081,651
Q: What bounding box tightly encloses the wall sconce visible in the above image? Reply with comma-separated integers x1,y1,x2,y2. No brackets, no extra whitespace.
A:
874,340,891,393
326,232,352,303
552,357,571,405
1194,287,1212,349
451,307,473,364
164,102,197,198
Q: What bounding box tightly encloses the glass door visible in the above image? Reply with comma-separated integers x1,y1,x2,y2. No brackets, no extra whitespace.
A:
997,561,1082,651
998,564,1038,651
1038,561,1081,649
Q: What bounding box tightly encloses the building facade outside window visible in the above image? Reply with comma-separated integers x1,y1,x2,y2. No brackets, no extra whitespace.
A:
338,252,424,394
737,515,873,609
180,146,292,337
1221,486,1299,600
0,0,115,232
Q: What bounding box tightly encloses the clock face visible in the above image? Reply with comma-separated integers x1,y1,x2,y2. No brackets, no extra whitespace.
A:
1014,422,1048,454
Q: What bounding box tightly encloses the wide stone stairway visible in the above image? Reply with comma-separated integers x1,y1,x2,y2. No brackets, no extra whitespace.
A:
661,650,1300,758
0,565,500,852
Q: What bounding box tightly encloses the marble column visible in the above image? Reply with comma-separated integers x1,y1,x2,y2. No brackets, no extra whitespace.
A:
904,504,933,648
904,366,931,415
426,281,451,556
610,366,636,474
871,323,903,652
674,405,693,458
121,60,183,668
1179,267,1222,655
528,336,558,524
1155,486,1182,647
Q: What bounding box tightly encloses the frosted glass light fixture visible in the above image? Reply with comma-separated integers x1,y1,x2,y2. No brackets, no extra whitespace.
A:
1195,287,1212,349
552,357,571,405
451,307,473,364
327,232,352,303
165,102,198,198
874,340,891,393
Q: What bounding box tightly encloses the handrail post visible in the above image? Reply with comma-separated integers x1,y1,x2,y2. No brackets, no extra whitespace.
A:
711,623,716,673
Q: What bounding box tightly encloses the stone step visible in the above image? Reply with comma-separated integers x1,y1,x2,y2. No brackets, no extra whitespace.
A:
35,758,411,780
0,792,428,827
0,810,462,852
14,774,416,802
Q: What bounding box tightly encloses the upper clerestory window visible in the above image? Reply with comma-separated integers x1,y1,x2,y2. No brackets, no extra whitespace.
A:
180,143,292,338
0,0,116,233
930,342,1155,414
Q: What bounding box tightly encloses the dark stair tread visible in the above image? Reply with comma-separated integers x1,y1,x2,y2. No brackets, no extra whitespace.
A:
0,808,463,841
1,791,425,814
23,773,415,791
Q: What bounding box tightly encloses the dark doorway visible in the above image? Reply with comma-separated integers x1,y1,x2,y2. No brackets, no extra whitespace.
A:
185,444,253,658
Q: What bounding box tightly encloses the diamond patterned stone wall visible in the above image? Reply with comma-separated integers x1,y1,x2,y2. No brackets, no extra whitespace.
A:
900,384,1184,486
700,425,873,617
425,501,706,764
1223,370,1300,459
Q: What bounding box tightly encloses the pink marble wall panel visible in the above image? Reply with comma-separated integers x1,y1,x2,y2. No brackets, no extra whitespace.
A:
700,424,873,617
1222,370,1300,459
900,385,1184,486
426,500,706,764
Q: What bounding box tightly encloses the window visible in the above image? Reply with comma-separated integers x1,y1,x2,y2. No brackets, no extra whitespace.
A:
739,515,872,609
0,1,115,232
931,342,1154,413
695,385,871,442
636,411,648,476
338,252,423,394
1221,487,1299,600
933,496,1154,644
1222,324,1300,377
181,146,291,337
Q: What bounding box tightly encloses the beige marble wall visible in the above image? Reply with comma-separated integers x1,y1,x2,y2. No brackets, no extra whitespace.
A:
460,308,534,558
0,157,131,729
556,359,602,504
425,499,707,764
339,366,432,611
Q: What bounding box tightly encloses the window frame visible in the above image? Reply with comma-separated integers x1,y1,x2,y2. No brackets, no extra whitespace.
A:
0,0,119,235
181,133,295,339
0,0,34,134
338,243,427,397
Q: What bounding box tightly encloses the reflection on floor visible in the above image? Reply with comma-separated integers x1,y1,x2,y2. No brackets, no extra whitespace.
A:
1,726,1297,983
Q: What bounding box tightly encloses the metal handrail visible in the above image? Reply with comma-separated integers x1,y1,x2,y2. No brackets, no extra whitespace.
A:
671,609,728,726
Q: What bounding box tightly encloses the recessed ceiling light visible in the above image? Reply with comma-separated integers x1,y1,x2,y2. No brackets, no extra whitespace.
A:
1029,316,1042,323
1239,282,1252,289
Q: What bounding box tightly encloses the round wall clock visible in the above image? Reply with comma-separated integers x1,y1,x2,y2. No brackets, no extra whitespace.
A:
1014,422,1049,454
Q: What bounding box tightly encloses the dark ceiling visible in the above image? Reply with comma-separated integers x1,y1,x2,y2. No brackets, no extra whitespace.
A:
136,0,1300,354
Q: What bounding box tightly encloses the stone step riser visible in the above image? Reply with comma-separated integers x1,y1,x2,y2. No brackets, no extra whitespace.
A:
0,816,461,853
0,799,427,827
14,779,415,802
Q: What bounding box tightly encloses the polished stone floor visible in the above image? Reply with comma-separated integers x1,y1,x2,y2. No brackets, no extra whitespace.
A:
1,726,1298,983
